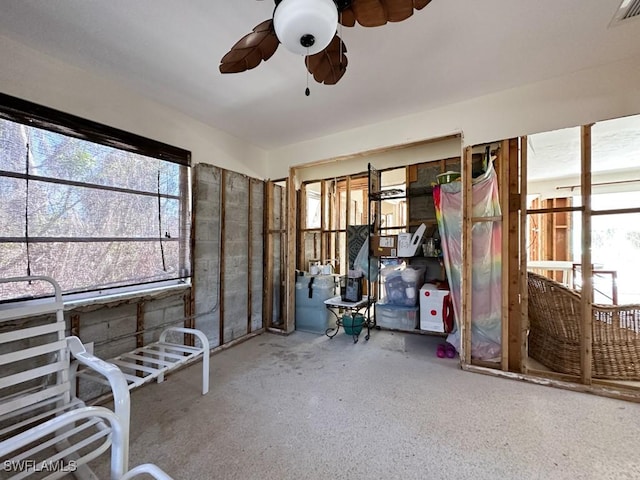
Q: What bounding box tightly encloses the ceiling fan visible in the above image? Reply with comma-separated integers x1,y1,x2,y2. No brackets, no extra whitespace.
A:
219,0,432,88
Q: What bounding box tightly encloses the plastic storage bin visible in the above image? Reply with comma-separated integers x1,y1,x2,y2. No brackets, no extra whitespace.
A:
379,266,425,306
375,303,419,331
295,275,336,333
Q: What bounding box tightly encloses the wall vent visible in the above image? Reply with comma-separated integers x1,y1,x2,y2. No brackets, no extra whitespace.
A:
611,0,640,26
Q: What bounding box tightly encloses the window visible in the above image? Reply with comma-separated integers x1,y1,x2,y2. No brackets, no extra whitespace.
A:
0,94,191,300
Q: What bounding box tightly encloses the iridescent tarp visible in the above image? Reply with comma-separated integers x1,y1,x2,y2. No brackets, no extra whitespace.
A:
433,164,502,360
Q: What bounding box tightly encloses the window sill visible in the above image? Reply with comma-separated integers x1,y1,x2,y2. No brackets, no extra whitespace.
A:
63,282,191,312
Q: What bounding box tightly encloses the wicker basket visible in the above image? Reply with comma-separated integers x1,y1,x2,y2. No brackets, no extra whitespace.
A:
528,272,640,379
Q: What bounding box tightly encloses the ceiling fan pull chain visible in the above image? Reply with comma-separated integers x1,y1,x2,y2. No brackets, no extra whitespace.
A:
305,50,311,96
339,11,343,66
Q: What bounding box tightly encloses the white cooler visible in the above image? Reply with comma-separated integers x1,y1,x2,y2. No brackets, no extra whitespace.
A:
419,283,453,333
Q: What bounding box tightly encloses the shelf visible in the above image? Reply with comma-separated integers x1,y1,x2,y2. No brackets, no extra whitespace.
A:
369,186,435,201
369,189,404,201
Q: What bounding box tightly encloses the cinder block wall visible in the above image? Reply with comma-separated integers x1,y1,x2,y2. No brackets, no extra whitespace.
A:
193,164,265,348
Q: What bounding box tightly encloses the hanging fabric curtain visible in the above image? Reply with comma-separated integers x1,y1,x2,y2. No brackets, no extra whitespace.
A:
434,163,502,360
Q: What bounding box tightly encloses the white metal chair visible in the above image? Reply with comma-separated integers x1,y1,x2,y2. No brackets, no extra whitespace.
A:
0,406,175,480
0,276,131,479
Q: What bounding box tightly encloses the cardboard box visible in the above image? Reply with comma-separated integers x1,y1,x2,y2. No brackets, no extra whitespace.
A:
371,235,397,257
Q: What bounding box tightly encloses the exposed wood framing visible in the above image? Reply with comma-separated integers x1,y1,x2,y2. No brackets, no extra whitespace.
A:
219,170,226,344
507,138,522,372
70,313,80,338
248,180,253,334
183,289,194,347
299,183,307,268
520,136,529,374
463,364,640,403
280,183,287,329
264,181,274,328
527,205,581,215
581,125,593,384
405,167,411,232
320,180,326,263
499,140,510,371
345,175,351,234
592,207,640,216
461,146,473,365
286,172,297,333
136,301,145,348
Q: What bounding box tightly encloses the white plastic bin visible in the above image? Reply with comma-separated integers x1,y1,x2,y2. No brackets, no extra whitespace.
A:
419,283,453,333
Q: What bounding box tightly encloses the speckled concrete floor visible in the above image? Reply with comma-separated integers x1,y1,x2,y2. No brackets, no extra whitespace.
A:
97,330,640,480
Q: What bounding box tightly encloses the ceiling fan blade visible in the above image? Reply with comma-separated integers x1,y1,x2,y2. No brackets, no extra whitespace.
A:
386,0,414,22
413,0,433,10
306,35,348,85
349,0,432,27
351,0,388,27
219,19,280,74
339,7,357,27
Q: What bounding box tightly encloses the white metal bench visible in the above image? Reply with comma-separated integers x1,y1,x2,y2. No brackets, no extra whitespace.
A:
76,327,210,396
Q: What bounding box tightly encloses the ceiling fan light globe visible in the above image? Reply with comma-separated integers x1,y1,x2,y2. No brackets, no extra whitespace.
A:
273,0,338,56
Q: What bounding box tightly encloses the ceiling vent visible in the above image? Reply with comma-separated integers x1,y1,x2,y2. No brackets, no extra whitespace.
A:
610,0,640,26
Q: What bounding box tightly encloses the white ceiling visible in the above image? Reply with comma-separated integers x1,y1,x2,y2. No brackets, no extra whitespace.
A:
1,0,639,150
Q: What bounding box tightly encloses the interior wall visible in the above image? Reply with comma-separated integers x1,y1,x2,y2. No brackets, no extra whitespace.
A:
193,164,265,347
294,137,462,183
268,54,640,178
0,34,268,179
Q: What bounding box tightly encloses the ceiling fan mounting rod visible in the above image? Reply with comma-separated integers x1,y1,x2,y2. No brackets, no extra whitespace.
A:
273,0,352,12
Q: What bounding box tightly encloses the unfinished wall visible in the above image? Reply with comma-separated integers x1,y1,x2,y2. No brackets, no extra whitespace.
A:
193,164,222,346
271,185,284,326
222,172,250,343
193,164,265,347
250,180,265,333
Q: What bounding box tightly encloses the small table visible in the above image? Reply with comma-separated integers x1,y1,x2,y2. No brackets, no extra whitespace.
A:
323,295,374,343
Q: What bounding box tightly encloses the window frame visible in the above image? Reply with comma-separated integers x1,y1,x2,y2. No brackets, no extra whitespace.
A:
0,93,192,302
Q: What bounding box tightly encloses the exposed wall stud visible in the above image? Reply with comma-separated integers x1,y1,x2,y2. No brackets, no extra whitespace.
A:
136,301,145,348
286,171,297,333
519,136,529,374
264,181,275,328
219,170,226,344
248,179,253,334
581,124,593,385
498,140,510,371
461,146,473,365
508,138,522,372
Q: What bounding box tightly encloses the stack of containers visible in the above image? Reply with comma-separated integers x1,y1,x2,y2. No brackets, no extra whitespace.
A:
376,266,424,331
